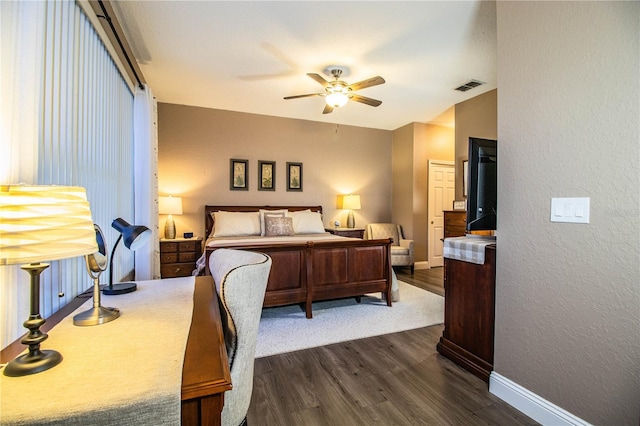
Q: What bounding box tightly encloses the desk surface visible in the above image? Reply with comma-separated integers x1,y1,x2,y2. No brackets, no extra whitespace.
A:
0,276,231,426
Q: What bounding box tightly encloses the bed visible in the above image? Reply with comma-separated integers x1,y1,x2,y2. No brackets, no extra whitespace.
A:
202,205,393,318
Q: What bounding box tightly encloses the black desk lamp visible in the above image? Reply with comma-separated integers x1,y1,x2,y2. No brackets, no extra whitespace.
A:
103,218,151,295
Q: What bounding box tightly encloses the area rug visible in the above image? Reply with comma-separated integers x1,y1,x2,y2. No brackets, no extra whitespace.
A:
255,281,444,358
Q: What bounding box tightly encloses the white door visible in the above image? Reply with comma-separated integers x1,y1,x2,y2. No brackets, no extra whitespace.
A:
428,161,455,268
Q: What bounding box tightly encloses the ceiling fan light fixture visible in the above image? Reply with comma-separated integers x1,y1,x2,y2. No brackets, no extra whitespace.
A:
326,92,348,108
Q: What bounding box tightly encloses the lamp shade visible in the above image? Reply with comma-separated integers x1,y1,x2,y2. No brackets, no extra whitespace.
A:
341,194,361,210
111,218,151,251
159,196,183,215
0,185,97,265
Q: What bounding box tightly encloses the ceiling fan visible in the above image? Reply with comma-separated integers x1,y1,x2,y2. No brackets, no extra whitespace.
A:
284,67,385,114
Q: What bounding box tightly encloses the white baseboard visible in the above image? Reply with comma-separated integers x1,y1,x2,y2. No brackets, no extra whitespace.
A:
489,372,592,426
414,261,429,270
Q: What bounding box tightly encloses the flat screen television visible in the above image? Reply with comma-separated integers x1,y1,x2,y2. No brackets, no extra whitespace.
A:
466,137,497,231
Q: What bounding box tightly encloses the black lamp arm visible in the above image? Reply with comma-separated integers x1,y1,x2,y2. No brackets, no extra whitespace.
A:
108,234,123,290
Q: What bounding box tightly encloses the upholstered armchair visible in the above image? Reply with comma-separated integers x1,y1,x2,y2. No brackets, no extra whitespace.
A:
364,223,414,274
209,248,272,426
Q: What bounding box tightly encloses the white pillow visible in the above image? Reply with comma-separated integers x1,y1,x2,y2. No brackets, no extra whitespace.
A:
289,211,325,234
213,211,261,237
259,209,288,236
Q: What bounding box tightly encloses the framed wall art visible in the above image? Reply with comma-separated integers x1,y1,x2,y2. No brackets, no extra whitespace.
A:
258,160,275,191
286,162,303,192
230,159,248,191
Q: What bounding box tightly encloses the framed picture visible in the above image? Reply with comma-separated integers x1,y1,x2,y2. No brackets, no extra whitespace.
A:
258,160,275,191
286,162,303,192
462,159,468,198
230,159,248,191
453,200,466,210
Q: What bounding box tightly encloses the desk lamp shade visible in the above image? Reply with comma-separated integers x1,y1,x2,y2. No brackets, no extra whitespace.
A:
104,218,151,295
341,194,361,228
0,185,97,376
159,196,182,239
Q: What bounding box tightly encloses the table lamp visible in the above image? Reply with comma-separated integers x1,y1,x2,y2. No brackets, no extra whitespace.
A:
0,185,98,376
341,194,361,228
159,195,182,239
73,224,120,326
103,218,151,295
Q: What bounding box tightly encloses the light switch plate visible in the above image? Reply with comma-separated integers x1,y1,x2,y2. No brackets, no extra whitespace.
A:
550,197,590,223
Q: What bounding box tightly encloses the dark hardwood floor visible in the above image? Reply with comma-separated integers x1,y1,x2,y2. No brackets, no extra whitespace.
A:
396,267,444,297
247,267,537,425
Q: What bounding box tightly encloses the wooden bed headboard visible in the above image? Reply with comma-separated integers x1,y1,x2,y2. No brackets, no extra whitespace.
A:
204,205,323,239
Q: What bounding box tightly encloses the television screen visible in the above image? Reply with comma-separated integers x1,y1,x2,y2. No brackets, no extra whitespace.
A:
466,137,497,231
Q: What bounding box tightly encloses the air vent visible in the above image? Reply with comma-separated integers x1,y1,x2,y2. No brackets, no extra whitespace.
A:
454,80,485,92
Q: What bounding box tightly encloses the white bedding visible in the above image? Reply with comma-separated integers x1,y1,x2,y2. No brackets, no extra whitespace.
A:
206,232,357,247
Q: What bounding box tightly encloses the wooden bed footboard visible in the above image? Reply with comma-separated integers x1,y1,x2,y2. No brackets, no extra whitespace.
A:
204,238,392,318
203,205,393,318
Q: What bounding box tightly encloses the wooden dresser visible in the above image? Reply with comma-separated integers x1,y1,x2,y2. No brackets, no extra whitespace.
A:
160,237,203,278
444,210,467,238
444,210,493,239
437,244,496,383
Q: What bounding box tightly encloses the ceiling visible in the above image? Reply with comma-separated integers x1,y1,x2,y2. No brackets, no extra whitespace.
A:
112,1,497,131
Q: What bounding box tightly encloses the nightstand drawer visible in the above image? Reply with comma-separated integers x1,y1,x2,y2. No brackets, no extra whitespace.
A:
161,263,194,278
161,242,178,253
161,253,178,263
178,241,198,252
178,252,196,262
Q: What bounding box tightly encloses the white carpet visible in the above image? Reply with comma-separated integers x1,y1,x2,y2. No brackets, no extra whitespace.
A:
255,281,444,358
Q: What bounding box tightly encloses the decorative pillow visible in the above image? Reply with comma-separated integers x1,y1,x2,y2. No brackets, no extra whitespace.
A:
212,211,261,237
259,209,287,236
264,216,295,236
289,211,325,234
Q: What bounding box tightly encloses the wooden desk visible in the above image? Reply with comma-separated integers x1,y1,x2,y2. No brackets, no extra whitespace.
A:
0,276,231,425
182,276,232,425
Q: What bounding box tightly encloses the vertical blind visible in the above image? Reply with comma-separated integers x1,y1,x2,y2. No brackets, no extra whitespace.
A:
1,0,135,348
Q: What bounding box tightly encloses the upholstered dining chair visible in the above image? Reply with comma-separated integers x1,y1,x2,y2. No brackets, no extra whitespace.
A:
209,248,272,426
364,223,414,274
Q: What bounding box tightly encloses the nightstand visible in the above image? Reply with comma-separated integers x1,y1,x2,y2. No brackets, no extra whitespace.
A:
160,237,203,278
325,227,365,239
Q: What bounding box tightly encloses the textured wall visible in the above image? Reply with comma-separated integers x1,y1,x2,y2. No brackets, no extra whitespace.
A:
495,2,640,424
454,89,497,201
157,103,393,238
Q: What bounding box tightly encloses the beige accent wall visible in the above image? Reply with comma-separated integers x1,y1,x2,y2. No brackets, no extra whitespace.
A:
495,2,639,424
455,89,497,201
392,121,454,262
157,103,393,238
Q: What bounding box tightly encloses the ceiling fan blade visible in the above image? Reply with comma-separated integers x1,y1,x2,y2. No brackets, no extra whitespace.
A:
284,93,321,100
347,76,385,91
349,94,382,107
322,104,334,114
307,73,331,88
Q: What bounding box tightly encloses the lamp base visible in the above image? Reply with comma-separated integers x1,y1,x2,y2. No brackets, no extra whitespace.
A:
164,215,176,239
347,210,355,228
102,282,137,295
3,349,62,377
73,306,120,326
